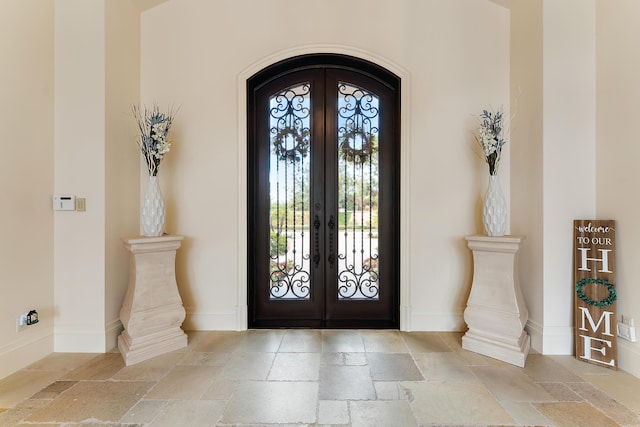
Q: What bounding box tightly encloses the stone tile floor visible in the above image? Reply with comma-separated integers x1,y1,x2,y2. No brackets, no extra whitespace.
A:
0,330,639,426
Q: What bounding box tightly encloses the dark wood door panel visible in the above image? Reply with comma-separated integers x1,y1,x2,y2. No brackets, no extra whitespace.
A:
247,54,400,328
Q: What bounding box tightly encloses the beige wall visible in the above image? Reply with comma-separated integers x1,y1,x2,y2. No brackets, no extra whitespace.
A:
140,0,510,331
510,0,544,349
0,0,55,379
596,0,640,377
105,0,142,343
542,0,597,352
54,0,108,351
511,0,601,357
54,0,141,351
510,0,639,376
0,0,140,375
510,0,598,356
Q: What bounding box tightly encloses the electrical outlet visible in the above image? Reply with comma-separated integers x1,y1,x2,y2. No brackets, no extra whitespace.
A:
15,310,39,332
618,317,637,342
16,315,28,332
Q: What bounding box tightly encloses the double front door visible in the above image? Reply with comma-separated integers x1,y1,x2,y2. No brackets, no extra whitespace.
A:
247,55,400,328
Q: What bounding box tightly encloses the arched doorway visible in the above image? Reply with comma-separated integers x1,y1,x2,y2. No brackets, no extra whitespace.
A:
247,54,400,328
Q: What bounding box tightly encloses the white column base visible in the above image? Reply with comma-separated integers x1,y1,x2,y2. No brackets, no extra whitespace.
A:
118,235,188,366
463,235,530,367
118,325,187,366
463,329,530,368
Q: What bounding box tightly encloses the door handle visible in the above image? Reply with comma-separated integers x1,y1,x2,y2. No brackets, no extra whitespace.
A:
328,215,335,267
313,215,321,268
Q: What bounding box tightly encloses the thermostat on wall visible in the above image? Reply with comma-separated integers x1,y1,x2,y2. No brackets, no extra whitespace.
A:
53,195,75,211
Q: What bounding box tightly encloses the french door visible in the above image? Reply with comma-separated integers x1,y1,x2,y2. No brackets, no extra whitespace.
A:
247,54,400,328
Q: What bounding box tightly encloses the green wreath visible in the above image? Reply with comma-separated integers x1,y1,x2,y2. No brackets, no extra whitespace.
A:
272,126,309,163
575,277,617,308
339,125,376,164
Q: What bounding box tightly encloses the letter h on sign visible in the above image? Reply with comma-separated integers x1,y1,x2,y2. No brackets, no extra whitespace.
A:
577,248,613,273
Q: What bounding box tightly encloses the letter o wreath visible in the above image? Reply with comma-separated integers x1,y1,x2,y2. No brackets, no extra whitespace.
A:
575,277,617,308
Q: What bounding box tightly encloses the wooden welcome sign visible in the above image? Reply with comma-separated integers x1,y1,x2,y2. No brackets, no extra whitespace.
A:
574,220,617,370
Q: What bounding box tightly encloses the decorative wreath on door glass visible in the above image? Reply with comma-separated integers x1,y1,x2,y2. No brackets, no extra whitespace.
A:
339,124,377,164
272,126,310,163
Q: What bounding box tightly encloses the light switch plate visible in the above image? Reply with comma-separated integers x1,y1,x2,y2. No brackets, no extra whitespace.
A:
53,195,75,211
76,197,86,212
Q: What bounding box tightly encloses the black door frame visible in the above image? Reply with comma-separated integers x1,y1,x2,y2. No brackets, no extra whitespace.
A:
247,54,401,328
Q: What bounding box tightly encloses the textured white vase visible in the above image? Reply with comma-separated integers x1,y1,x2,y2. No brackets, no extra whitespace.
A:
141,175,166,237
482,174,507,237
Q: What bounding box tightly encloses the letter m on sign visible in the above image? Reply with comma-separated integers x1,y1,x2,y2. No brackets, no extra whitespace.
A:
573,219,617,370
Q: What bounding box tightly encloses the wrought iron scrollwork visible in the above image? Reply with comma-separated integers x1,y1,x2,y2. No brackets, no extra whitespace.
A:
337,83,379,164
268,83,312,300
269,259,310,299
271,84,311,163
337,254,380,299
336,82,380,300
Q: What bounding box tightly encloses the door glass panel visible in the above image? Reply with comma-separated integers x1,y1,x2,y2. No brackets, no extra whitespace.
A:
268,83,312,300
337,82,380,300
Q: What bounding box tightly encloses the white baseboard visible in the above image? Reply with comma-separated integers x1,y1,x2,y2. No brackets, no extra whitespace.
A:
406,310,466,332
183,307,239,331
618,340,640,378
0,325,53,381
236,304,248,330
54,324,109,352
525,321,573,355
105,319,123,351
54,320,123,353
525,319,544,353
542,325,574,355
400,304,411,331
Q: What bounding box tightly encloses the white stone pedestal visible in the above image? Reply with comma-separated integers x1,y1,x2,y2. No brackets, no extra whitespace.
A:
462,235,530,367
118,235,187,366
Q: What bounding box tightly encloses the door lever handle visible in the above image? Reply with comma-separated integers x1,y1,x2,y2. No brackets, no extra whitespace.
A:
328,215,335,266
313,215,321,268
